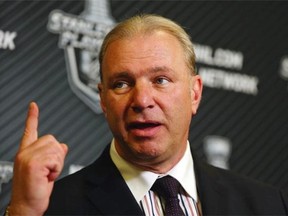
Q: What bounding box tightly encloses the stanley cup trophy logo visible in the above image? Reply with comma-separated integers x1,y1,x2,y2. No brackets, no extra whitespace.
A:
279,56,288,90
279,56,288,81
0,161,13,193
48,0,116,113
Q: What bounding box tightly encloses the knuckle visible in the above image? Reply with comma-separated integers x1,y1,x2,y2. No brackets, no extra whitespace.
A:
43,134,58,143
46,134,55,140
14,151,24,163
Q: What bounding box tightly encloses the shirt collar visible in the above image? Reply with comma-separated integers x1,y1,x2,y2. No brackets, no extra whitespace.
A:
110,139,198,202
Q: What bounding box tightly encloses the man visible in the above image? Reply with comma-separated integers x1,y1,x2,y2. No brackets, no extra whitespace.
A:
7,14,288,215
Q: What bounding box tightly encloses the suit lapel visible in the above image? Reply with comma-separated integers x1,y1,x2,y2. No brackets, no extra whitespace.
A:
84,146,143,215
192,149,227,215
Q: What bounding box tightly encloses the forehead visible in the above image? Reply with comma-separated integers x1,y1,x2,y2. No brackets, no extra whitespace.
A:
102,31,186,73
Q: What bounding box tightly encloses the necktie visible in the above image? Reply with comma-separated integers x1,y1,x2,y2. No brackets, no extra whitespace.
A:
151,176,185,216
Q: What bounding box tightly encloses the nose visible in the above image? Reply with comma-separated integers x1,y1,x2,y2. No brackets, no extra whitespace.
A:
131,82,154,112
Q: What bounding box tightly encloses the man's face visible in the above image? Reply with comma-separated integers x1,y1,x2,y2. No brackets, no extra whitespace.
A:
99,31,202,173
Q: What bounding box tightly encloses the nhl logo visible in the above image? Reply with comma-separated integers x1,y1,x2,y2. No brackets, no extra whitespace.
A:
47,0,115,113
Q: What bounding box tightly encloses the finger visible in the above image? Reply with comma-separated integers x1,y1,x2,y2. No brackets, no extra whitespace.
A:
21,102,39,149
60,143,69,156
46,144,69,181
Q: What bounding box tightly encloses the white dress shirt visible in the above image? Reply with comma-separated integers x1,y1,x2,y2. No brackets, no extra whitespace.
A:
110,139,200,215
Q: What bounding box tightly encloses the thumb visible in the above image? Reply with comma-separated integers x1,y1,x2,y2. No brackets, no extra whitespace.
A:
20,102,39,149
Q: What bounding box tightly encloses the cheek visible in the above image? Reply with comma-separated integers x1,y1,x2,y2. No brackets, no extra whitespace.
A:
168,90,193,128
171,86,192,111
105,95,129,121
105,105,126,137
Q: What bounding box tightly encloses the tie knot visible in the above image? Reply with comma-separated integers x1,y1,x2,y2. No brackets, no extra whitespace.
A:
152,176,181,198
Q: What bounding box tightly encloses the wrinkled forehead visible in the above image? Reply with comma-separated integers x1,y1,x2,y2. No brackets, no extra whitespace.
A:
100,32,191,84
103,31,185,64
103,31,185,61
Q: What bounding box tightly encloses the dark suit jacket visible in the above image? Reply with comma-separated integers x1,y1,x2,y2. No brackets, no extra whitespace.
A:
45,145,288,215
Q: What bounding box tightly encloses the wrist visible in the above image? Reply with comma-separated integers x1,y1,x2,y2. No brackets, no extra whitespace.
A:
8,203,43,216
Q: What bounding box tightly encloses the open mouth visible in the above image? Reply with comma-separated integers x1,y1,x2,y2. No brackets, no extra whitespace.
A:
127,122,161,130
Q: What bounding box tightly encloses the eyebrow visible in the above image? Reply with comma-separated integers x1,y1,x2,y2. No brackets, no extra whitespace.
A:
105,71,131,85
106,66,175,83
109,71,130,80
148,66,175,74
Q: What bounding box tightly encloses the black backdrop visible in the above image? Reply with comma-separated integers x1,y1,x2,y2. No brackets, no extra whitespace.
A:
1,1,288,213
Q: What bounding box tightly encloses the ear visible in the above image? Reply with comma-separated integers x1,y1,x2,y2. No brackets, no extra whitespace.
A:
191,75,203,115
98,83,107,116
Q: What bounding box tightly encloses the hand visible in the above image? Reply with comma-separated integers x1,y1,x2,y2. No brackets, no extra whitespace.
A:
9,102,68,216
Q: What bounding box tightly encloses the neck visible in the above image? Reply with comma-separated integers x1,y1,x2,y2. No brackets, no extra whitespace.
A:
115,141,187,174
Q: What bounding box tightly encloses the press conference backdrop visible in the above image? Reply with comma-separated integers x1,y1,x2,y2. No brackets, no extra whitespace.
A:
1,0,288,212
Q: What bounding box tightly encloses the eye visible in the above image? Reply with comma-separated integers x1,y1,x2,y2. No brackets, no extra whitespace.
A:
113,81,129,89
155,77,169,85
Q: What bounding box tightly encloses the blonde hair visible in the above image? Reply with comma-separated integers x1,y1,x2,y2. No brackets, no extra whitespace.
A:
99,14,196,79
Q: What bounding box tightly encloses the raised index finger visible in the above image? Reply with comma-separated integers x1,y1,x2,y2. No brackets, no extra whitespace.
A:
20,102,39,149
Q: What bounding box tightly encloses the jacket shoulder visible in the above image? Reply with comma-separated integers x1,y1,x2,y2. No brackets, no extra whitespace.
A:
45,147,119,215
195,159,288,214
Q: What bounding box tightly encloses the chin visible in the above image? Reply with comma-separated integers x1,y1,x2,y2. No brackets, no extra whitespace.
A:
132,145,166,160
